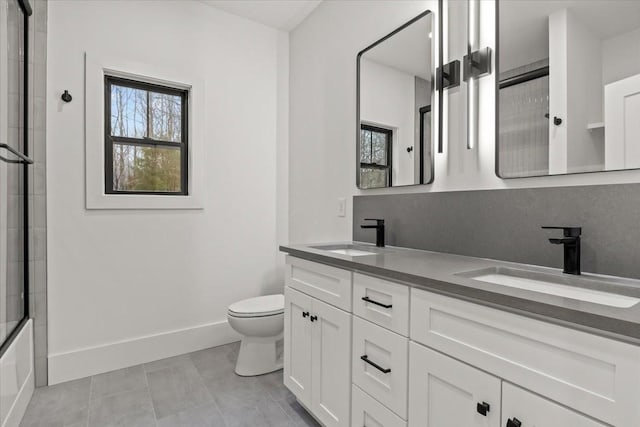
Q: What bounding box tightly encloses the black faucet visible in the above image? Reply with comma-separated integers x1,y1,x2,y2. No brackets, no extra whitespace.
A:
542,226,581,275
361,219,385,247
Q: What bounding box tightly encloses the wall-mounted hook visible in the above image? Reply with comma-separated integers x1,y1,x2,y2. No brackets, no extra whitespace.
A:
406,146,414,153
61,90,72,103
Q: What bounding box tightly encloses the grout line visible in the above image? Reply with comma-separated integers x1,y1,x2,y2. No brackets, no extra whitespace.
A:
141,362,159,427
86,376,93,427
189,349,229,427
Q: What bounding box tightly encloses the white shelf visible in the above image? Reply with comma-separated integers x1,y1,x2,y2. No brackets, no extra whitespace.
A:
587,122,604,130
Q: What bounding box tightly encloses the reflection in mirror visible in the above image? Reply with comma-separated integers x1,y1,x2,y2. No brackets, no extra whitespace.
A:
498,1,640,178
357,11,434,189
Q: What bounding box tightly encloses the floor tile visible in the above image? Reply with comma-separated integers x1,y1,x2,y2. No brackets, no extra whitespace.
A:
190,342,239,380
221,398,293,427
20,343,312,427
276,394,321,427
146,358,213,420
20,407,88,427
88,388,155,427
21,377,91,422
156,403,226,427
144,353,195,373
90,365,147,400
259,370,292,402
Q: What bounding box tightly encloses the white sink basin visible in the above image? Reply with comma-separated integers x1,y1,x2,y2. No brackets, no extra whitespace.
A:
326,248,376,256
311,244,378,257
462,268,640,308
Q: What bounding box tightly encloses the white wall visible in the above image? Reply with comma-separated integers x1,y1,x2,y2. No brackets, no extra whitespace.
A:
289,0,640,244
360,58,415,186
47,0,287,383
602,27,640,85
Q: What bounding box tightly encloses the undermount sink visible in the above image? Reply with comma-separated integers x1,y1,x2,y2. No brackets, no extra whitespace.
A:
311,244,378,257
458,267,640,308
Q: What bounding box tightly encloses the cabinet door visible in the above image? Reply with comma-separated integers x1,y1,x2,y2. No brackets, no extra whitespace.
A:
311,298,352,427
502,382,607,427
408,343,501,427
284,287,314,407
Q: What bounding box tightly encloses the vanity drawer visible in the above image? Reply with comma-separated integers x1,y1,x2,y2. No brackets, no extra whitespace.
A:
410,288,640,426
502,382,607,427
352,384,406,427
353,273,409,336
353,316,408,419
285,255,352,311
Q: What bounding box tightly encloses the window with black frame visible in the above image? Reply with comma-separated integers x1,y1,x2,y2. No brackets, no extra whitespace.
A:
359,124,392,189
105,76,188,195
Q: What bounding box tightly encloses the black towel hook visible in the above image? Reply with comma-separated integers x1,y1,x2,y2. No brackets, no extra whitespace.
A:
61,90,72,103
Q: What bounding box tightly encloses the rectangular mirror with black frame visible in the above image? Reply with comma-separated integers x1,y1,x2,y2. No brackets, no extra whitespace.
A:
497,1,640,178
357,10,435,189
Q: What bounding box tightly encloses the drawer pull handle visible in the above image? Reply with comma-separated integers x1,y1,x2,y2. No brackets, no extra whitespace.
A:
476,402,490,416
361,296,392,309
506,418,521,427
310,315,318,322
302,311,309,318
360,355,391,373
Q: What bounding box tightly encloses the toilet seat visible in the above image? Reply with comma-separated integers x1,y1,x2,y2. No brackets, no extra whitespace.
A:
228,294,284,318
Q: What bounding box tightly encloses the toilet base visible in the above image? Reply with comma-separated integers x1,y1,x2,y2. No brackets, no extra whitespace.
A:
235,333,284,376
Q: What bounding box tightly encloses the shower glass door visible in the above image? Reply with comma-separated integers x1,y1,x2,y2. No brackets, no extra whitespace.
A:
0,0,31,353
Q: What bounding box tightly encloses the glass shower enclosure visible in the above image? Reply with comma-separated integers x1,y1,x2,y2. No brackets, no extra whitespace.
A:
0,0,32,356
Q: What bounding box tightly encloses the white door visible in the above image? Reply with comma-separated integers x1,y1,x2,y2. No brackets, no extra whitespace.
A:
284,287,313,407
408,343,501,427
605,73,640,170
502,382,607,427
311,298,351,427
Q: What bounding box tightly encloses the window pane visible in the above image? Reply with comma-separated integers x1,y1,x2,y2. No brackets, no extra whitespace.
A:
371,131,388,165
150,92,183,142
112,143,182,192
360,129,372,162
360,168,388,189
110,85,148,138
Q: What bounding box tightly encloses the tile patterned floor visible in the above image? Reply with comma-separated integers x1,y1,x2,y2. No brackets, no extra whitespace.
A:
20,342,320,427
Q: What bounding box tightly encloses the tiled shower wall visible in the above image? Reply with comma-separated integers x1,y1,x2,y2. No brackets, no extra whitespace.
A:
28,0,47,387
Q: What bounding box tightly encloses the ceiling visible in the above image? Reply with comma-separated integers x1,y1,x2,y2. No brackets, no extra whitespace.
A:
202,0,322,31
500,0,640,71
362,13,433,80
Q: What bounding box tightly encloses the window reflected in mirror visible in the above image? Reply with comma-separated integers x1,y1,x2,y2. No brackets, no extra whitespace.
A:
498,1,640,178
357,11,434,189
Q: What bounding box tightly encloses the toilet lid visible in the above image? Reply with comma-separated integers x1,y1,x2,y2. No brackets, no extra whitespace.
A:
228,294,284,317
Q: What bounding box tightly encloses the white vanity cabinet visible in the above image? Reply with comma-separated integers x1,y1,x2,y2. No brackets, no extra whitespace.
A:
284,257,352,427
501,382,607,427
408,343,501,427
283,256,640,427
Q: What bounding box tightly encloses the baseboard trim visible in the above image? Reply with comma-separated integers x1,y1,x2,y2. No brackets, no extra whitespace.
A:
48,320,240,385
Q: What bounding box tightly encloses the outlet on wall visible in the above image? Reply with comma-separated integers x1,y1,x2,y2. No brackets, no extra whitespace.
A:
337,197,347,217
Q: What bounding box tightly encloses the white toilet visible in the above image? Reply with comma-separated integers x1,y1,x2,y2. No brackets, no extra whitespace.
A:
227,294,284,376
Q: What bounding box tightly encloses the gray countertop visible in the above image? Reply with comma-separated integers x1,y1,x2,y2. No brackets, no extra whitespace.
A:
279,242,640,346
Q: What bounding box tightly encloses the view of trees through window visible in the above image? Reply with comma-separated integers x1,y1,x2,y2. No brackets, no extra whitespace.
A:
360,125,391,189
107,77,187,194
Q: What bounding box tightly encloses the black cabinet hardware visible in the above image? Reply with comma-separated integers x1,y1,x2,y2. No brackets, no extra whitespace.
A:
302,311,309,318
476,402,490,416
506,418,521,427
61,90,72,103
361,296,392,309
360,355,391,373
310,315,317,322
542,226,582,275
